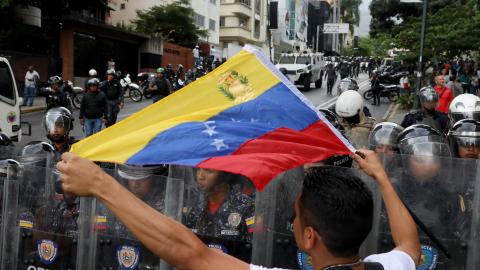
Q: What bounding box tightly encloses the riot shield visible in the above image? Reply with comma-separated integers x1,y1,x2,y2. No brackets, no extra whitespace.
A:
1,164,80,270
375,154,475,270
171,166,256,264
88,166,184,270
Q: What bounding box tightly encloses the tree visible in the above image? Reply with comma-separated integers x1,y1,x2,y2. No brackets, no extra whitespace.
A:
340,0,362,34
132,0,208,48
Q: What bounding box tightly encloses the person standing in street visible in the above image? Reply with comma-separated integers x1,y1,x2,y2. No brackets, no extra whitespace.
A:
79,78,107,137
433,75,454,114
446,75,464,98
100,69,124,127
325,64,337,95
23,65,39,107
148,68,172,103
371,71,381,106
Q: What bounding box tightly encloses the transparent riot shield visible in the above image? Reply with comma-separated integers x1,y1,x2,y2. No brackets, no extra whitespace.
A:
87,166,184,270
171,166,256,263
1,164,80,270
374,154,475,270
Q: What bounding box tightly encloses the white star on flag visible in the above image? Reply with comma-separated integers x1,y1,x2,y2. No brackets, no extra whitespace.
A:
211,139,229,151
231,118,242,122
202,122,218,137
250,118,259,123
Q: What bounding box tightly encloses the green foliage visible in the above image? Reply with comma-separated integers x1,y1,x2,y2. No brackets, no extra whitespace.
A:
218,85,235,101
132,0,208,48
395,92,415,110
340,0,362,33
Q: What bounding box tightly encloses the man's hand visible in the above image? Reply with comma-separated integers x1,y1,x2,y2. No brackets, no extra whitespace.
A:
56,152,107,196
350,149,387,179
79,118,84,126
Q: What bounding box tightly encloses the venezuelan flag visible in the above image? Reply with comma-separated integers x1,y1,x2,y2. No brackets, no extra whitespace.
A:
71,46,354,190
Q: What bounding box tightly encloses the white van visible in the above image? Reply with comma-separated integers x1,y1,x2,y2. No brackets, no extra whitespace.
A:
0,57,30,141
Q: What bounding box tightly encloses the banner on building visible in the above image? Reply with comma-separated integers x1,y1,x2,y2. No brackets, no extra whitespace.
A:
323,23,349,34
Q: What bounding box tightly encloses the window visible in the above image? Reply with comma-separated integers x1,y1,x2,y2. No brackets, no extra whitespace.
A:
0,62,15,104
220,16,225,27
209,19,216,31
210,0,216,4
255,0,261,14
239,17,248,28
120,3,125,9
193,12,205,27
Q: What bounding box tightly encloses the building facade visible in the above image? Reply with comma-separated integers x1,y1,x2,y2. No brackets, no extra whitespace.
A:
219,0,268,59
307,0,333,54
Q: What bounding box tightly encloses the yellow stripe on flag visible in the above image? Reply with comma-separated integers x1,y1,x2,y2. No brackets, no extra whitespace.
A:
71,49,281,163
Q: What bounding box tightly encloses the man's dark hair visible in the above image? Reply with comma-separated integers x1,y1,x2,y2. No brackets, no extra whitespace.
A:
299,167,373,258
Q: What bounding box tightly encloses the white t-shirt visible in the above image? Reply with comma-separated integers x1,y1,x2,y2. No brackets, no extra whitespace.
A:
250,250,415,270
25,71,39,87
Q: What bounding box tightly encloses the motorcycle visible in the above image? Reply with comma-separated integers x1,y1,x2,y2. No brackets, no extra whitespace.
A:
138,72,155,99
363,84,400,102
67,81,84,110
378,71,408,85
120,74,142,102
337,77,359,96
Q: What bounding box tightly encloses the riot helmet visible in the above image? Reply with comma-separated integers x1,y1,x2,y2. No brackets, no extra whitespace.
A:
156,67,165,74
43,107,73,143
17,141,54,167
335,90,364,124
88,69,97,77
48,75,62,86
86,78,100,89
368,122,404,154
167,64,173,69
0,159,20,178
419,86,439,113
106,69,116,76
448,94,480,124
448,119,480,159
397,124,444,154
117,164,167,199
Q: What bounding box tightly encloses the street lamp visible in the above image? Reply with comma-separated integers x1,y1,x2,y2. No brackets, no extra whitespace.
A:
400,0,428,109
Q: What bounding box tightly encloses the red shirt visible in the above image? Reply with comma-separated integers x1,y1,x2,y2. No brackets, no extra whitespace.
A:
434,85,453,113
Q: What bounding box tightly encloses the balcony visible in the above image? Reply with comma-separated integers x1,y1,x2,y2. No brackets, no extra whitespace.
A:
220,26,253,43
221,0,252,18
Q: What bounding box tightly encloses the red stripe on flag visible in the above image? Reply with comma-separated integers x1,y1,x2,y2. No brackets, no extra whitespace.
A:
198,120,352,190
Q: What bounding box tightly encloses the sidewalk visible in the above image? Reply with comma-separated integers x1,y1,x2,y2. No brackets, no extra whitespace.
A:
21,96,46,114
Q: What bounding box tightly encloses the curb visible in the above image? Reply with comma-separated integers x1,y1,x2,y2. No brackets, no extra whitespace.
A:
382,103,400,122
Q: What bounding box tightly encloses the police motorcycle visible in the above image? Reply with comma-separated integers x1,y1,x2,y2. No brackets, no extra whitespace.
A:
119,73,142,102
363,83,400,102
137,72,154,100
70,82,84,110
337,77,359,96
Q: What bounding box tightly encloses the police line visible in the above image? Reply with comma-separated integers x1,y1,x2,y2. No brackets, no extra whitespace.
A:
0,153,479,270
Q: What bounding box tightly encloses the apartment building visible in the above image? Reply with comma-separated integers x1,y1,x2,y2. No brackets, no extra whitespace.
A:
219,0,268,59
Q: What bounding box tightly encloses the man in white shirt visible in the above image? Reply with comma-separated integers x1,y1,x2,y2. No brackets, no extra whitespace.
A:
193,45,200,68
57,149,420,270
23,65,39,107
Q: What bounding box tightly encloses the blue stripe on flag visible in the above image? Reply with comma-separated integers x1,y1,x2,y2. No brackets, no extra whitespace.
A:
127,82,320,166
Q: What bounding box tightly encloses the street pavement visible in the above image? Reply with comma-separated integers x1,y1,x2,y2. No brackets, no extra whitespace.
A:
18,72,393,148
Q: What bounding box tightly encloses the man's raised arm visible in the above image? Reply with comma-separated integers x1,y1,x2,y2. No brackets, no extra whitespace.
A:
57,152,249,270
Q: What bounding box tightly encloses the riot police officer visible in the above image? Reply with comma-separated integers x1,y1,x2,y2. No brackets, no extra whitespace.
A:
40,76,73,111
448,119,480,159
401,86,449,134
448,93,480,125
184,168,254,260
85,68,98,89
335,90,376,148
368,122,404,155
148,67,172,103
43,107,77,161
100,69,124,127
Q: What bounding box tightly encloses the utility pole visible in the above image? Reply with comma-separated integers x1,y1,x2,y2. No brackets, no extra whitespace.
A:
316,25,320,52
414,0,428,109
332,0,337,52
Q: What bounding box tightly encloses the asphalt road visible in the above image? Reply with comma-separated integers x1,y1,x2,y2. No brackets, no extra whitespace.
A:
18,72,391,148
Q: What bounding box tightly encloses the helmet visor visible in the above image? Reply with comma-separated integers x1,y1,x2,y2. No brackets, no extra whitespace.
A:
450,112,480,123
43,113,71,134
368,124,403,149
401,142,451,157
399,135,444,154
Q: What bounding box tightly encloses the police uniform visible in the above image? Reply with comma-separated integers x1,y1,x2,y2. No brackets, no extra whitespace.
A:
340,116,376,149
401,110,449,134
184,188,254,242
100,79,124,127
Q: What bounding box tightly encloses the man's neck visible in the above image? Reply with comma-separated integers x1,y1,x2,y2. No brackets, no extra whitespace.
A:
54,140,68,151
312,252,362,270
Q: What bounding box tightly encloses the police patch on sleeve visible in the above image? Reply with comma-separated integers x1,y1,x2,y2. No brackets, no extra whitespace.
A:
37,239,58,265
418,245,438,270
208,243,229,254
228,212,242,227
116,245,140,270
297,250,313,270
